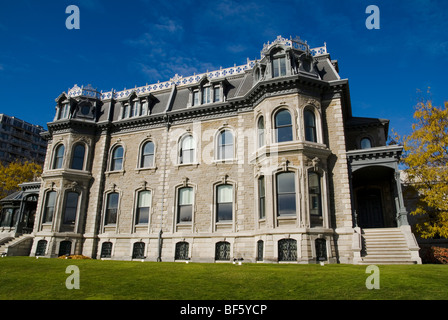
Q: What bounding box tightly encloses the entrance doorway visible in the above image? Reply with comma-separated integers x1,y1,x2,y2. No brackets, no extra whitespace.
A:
356,188,384,228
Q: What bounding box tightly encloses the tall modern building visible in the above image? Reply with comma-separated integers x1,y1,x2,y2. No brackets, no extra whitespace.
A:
0,114,47,165
0,36,422,264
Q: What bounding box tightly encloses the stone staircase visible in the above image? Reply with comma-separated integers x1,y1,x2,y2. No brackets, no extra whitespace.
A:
359,228,418,265
0,234,33,257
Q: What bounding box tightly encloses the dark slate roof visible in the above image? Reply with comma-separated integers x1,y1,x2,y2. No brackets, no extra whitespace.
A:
0,190,23,203
316,58,340,82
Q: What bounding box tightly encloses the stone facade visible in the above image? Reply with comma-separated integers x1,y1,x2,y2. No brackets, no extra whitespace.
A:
24,36,421,264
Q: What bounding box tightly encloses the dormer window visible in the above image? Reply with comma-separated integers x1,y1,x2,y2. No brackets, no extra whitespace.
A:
122,104,129,119
122,101,138,119
190,83,223,107
202,86,211,104
130,101,139,118
213,86,221,102
141,101,148,116
272,57,286,78
192,91,199,107
59,103,70,120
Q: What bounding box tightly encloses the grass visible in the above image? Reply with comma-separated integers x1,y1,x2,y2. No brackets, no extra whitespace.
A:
0,257,447,300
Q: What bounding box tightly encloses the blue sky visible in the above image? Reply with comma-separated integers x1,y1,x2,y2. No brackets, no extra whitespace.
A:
0,0,447,137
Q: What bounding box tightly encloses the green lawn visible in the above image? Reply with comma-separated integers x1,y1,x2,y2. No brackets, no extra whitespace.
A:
0,257,446,300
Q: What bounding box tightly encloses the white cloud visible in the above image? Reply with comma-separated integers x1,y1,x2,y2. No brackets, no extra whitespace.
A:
154,17,184,34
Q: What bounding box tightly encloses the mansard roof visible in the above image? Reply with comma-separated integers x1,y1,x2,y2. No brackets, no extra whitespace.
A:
48,35,347,131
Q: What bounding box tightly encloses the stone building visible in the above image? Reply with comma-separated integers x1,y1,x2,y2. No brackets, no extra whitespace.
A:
23,36,421,263
0,114,47,165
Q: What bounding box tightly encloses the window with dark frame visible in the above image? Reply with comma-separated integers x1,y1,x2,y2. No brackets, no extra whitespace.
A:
63,192,79,225
43,191,56,223
304,110,317,142
275,110,293,142
100,242,113,258
71,144,85,170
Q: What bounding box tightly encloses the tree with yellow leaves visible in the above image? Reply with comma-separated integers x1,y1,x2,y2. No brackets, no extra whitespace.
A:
398,98,448,239
0,160,42,201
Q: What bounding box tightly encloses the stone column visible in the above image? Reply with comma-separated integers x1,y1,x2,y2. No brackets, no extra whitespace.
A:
394,170,409,227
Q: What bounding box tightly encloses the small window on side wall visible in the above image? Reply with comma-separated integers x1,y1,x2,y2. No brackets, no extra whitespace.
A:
360,137,372,149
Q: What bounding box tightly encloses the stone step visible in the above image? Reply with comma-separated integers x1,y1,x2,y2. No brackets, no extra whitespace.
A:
0,235,32,256
360,228,416,264
359,259,417,265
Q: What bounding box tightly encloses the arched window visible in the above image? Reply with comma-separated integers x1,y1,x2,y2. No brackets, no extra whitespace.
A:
111,146,124,171
274,109,293,142
63,192,79,226
257,117,265,148
70,144,85,170
100,242,113,258
175,241,189,260
257,240,264,261
308,172,322,216
177,187,193,223
35,240,47,256
104,192,119,225
216,184,233,222
58,240,72,257
42,191,56,223
278,239,297,261
315,238,327,261
179,135,195,164
360,137,372,149
215,241,230,260
140,141,154,168
0,208,13,227
276,172,296,216
217,130,234,160
132,242,145,259
53,144,65,169
136,190,151,225
304,110,317,142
